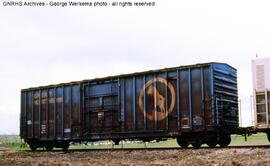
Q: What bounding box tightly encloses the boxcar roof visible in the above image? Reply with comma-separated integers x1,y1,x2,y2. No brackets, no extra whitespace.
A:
21,62,235,91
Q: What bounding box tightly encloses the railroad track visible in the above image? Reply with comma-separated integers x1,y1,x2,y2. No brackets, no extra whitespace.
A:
23,145,270,152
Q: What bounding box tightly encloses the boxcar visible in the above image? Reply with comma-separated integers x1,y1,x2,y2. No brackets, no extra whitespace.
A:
20,62,238,150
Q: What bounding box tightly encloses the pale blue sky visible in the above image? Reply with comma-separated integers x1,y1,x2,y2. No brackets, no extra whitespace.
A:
0,0,270,134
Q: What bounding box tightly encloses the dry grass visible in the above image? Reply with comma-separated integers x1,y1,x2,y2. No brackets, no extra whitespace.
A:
1,147,270,166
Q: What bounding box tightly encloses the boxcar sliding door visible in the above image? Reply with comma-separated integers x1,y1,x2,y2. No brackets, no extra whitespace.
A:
84,79,121,134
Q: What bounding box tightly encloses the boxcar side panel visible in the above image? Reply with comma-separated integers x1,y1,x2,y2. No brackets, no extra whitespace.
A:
203,67,213,126
71,85,81,138
167,71,178,131
156,72,166,130
33,91,40,138
145,75,155,130
191,68,203,129
135,76,144,130
41,90,47,139
20,92,26,138
26,92,33,138
48,88,54,139
56,87,63,138
64,86,71,138
124,78,134,131
179,70,190,129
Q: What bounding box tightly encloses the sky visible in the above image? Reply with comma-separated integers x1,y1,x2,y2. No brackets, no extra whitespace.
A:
0,0,270,134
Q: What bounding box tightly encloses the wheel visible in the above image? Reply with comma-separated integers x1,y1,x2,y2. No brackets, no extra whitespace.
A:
266,132,270,142
113,139,120,145
29,144,37,151
206,141,217,148
62,143,69,151
192,143,201,149
177,137,189,148
219,135,231,147
45,144,54,151
206,135,218,148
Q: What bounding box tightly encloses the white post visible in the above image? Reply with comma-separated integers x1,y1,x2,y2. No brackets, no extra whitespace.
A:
265,89,269,126
250,95,254,125
254,91,258,127
144,142,147,148
239,99,242,127
111,141,114,149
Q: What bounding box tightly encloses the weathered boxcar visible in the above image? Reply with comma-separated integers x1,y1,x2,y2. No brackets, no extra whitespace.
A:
20,62,238,150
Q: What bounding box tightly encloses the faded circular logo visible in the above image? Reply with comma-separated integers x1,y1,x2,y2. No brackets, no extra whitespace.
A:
138,77,176,121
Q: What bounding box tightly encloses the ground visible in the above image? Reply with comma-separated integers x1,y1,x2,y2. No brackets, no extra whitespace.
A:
1,147,270,166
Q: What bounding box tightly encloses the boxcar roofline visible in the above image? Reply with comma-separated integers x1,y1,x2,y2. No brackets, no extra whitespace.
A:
21,62,235,92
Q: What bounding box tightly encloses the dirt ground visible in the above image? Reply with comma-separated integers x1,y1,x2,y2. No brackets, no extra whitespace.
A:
1,147,270,166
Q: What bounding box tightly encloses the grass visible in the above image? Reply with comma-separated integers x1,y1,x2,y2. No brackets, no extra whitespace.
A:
0,135,26,149
0,133,269,151
68,133,270,149
230,133,270,146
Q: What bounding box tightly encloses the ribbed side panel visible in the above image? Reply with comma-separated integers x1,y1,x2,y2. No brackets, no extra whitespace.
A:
212,64,238,127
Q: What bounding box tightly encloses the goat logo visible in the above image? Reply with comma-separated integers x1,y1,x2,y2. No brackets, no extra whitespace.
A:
138,77,176,121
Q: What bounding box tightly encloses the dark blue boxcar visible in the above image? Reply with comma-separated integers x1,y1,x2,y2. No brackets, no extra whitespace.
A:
20,62,238,150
